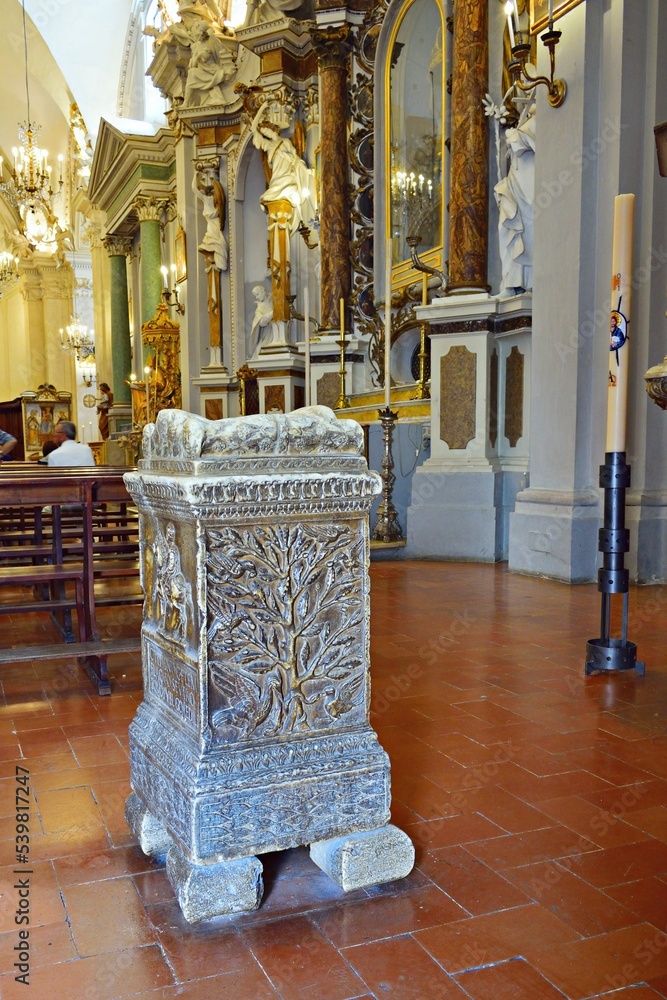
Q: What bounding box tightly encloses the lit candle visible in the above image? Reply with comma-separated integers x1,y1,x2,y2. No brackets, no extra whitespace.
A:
144,365,152,423
88,420,93,442
606,193,635,454
304,286,311,407
160,265,169,290
384,238,392,409
422,273,428,307
505,1,516,47
171,263,177,281
58,154,64,184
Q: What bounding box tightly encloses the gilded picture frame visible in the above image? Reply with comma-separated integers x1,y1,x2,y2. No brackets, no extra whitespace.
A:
174,226,187,283
530,0,584,34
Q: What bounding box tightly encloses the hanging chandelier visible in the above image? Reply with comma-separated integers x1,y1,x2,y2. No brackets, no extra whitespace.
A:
0,252,19,297
0,0,64,246
60,317,94,363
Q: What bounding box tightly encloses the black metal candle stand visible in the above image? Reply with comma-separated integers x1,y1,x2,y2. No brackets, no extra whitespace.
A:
585,451,645,676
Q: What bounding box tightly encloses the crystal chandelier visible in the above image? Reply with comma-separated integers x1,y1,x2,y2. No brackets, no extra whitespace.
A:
0,252,19,297
0,0,64,243
60,318,94,363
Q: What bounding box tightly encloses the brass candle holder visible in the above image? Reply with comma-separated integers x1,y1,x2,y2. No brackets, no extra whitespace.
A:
371,406,403,543
334,312,350,410
413,320,430,400
509,29,566,108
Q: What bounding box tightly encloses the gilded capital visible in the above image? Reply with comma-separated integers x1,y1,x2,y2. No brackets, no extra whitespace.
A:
133,195,171,223
103,235,133,258
311,24,352,70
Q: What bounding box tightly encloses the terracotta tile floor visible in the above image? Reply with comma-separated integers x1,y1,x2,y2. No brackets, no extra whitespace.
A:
1,561,667,999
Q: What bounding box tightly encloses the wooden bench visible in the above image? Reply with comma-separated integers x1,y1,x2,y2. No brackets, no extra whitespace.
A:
0,466,142,695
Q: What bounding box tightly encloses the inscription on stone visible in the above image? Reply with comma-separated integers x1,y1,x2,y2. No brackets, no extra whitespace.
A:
145,642,199,731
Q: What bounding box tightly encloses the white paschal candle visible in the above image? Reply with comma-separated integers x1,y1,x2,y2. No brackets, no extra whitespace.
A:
303,286,310,407
384,238,392,408
606,194,634,454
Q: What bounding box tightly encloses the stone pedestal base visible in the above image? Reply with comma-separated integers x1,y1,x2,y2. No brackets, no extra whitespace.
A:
508,488,599,582
310,824,415,891
166,845,264,923
125,792,171,857
407,466,524,561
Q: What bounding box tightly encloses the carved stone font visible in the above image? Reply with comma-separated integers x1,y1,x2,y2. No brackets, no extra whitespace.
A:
124,406,414,921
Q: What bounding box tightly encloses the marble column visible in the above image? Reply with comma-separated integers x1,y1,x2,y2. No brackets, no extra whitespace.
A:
448,0,489,291
312,25,352,331
103,237,133,405
134,196,167,330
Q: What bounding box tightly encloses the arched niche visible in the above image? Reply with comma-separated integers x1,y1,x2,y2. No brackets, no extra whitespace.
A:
374,0,447,297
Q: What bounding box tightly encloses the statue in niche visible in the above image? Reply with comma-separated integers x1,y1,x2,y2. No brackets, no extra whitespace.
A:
182,20,237,107
193,165,227,271
494,100,536,296
194,160,227,367
249,285,277,356
250,104,317,323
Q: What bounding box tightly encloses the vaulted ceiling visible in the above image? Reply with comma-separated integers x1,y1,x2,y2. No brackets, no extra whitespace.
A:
1,0,134,168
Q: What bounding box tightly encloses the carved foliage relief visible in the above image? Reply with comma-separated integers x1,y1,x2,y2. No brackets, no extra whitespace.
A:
206,521,367,743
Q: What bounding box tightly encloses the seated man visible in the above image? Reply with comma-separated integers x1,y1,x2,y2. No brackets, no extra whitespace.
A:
0,427,17,462
37,440,58,465
47,421,96,467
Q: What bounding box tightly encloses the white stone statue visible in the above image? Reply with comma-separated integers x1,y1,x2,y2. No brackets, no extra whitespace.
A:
182,20,237,107
250,107,316,234
249,285,276,356
193,166,227,271
494,101,536,296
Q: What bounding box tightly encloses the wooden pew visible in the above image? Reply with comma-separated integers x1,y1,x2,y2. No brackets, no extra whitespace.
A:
0,466,142,695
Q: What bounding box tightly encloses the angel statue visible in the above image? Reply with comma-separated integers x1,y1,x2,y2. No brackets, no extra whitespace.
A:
250,104,317,324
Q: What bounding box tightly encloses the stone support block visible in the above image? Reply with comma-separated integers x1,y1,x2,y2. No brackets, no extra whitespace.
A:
166,845,263,923
310,824,415,891
124,791,172,857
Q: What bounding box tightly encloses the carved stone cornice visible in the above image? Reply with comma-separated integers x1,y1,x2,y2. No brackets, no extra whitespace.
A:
81,218,104,251
133,195,172,224
103,236,133,258
311,24,353,69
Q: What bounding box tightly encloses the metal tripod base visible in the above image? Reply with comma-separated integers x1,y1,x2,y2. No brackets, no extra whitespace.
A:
585,637,645,676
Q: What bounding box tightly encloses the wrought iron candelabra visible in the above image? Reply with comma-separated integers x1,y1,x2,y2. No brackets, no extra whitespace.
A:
585,452,644,676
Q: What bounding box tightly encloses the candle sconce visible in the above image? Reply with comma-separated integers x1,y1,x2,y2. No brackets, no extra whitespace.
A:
160,265,185,315
509,32,566,108
504,2,566,108
81,371,97,388
287,295,322,339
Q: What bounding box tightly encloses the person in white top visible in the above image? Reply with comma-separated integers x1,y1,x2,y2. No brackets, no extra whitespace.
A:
47,421,96,467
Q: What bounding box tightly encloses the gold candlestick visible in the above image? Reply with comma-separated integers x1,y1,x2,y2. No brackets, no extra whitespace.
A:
334,298,350,409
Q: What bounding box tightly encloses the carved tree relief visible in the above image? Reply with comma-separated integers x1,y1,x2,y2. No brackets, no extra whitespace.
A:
206,521,367,741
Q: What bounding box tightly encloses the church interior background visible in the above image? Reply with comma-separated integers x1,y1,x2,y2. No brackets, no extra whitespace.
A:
1,0,665,586
3,0,667,997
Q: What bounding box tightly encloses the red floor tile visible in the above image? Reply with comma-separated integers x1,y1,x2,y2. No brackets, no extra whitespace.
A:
454,957,568,999
343,934,469,999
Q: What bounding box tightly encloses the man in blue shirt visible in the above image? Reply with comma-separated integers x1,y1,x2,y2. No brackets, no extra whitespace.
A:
0,428,17,461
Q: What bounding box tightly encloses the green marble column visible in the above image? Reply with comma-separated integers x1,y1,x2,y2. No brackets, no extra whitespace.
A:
134,197,168,358
104,237,133,404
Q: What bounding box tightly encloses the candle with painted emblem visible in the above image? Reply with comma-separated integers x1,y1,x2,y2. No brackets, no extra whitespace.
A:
606,193,634,453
